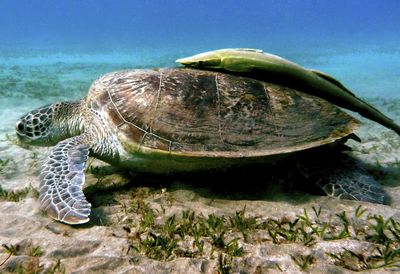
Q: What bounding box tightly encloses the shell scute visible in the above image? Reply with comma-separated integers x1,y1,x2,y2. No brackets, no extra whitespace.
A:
88,68,359,157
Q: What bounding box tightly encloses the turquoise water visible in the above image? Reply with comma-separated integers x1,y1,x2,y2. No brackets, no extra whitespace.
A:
1,0,400,135
2,3,400,271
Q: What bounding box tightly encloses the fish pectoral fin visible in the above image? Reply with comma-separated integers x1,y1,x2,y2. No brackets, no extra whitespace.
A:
310,69,356,97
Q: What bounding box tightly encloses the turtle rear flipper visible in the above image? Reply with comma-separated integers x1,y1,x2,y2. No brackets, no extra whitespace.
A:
39,134,91,224
317,168,387,204
298,150,388,204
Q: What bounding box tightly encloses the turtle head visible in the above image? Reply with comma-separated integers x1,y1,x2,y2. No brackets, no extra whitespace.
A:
16,104,58,145
16,101,83,146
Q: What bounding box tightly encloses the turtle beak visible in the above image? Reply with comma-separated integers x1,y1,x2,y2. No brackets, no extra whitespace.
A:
14,130,30,146
6,131,31,149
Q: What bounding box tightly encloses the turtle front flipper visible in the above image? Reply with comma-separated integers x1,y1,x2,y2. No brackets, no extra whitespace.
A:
39,134,91,224
298,150,388,204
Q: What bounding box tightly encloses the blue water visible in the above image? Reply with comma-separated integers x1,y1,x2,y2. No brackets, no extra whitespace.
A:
1,0,399,53
1,0,400,132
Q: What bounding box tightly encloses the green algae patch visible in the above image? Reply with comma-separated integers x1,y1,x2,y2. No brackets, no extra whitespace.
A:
0,185,38,202
118,199,400,271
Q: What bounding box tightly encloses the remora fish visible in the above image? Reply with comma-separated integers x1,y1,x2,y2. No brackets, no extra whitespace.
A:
177,48,400,135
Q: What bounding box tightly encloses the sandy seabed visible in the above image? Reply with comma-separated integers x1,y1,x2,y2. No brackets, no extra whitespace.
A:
1,50,400,273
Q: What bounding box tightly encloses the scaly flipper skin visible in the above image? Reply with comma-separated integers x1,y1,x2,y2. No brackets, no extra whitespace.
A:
298,150,387,204
39,134,91,224
177,48,400,135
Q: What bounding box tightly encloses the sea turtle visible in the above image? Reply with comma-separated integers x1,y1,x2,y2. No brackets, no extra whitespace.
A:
16,68,387,225
177,48,400,135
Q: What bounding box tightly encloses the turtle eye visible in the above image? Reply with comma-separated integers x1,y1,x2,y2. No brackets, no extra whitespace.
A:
16,121,25,132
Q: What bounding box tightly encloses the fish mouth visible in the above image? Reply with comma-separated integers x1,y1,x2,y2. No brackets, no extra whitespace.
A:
176,57,200,67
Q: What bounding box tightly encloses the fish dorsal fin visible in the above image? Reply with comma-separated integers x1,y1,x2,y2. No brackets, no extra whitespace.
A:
232,48,263,53
311,69,356,97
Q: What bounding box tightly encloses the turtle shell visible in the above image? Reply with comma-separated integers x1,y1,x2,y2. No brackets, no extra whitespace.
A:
88,68,359,158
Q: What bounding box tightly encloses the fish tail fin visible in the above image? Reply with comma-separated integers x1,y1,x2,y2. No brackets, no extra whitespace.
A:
357,100,400,135
311,70,400,135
